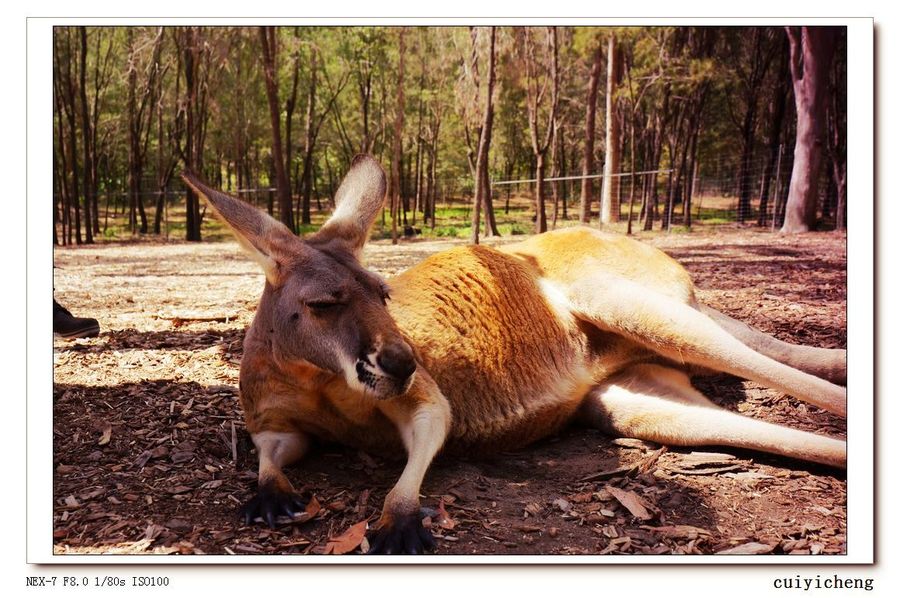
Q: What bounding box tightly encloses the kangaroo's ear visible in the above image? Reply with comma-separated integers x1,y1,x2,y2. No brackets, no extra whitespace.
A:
313,154,387,257
180,172,299,286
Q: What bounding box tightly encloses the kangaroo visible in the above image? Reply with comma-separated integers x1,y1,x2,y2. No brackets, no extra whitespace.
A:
181,155,846,555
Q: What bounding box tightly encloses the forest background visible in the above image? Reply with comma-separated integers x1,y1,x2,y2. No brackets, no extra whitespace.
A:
51,25,847,246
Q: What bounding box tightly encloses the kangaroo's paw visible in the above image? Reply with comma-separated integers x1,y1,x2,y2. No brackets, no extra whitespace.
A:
238,486,307,528
367,511,436,555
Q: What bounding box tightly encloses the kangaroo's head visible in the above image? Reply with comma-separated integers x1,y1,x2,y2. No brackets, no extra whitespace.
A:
181,155,416,399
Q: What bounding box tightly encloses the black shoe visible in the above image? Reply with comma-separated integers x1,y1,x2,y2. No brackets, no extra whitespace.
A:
53,300,100,339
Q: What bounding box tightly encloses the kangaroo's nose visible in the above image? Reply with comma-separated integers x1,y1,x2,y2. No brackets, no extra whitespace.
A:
377,341,417,381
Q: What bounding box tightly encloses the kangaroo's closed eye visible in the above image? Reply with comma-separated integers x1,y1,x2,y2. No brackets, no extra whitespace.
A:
307,300,343,311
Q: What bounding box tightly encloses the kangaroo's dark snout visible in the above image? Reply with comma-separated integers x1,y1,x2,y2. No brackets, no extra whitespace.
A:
377,342,417,381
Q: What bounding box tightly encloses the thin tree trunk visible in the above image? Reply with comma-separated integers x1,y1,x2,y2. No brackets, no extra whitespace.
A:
259,27,295,231
523,27,558,235
579,41,602,224
472,27,498,244
61,30,82,244
600,33,622,224
389,30,406,244
186,29,202,241
299,48,318,226
755,39,790,226
78,27,94,243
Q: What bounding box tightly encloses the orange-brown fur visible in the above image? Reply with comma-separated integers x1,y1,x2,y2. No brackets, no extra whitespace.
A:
388,239,646,452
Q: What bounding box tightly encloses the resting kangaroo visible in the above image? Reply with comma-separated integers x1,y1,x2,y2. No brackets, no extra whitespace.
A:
181,155,846,555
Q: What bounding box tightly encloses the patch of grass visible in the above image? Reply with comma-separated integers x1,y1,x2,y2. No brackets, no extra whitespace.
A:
435,226,462,238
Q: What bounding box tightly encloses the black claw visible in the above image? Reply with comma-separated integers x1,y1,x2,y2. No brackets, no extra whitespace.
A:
366,536,383,555
238,486,307,528
418,523,437,550
366,512,436,555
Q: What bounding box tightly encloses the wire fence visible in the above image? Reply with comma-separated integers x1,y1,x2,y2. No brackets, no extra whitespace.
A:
487,148,844,231
55,147,845,242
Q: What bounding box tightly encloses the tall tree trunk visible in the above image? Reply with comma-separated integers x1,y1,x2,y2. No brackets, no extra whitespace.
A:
758,39,790,227
259,27,295,231
127,28,141,234
300,48,317,225
579,41,602,224
600,33,622,225
61,30,82,244
471,27,498,244
825,32,847,232
284,35,300,221
523,27,559,235
78,28,94,243
781,27,837,233
53,42,71,245
154,96,167,235
176,28,202,241
389,30,406,244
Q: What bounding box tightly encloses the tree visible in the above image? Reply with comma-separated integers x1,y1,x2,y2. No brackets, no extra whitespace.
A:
389,29,406,244
600,32,623,224
153,30,178,235
296,34,350,225
579,39,603,224
173,26,220,241
78,28,95,243
57,28,83,244
757,34,790,227
781,26,838,233
126,27,164,235
824,29,847,231
724,28,776,224
470,27,499,244
520,27,559,234
259,27,295,231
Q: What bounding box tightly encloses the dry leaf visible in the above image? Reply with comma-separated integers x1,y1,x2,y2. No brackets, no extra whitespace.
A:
716,541,776,555
324,520,368,555
292,495,321,523
606,486,653,521
642,525,712,540
434,499,456,530
98,425,112,446
668,465,743,476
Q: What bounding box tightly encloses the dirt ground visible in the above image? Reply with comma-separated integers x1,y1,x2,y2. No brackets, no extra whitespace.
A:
51,227,847,557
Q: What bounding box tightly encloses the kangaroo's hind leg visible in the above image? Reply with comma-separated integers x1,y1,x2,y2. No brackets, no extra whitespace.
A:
698,304,846,385
578,364,846,468
565,273,846,417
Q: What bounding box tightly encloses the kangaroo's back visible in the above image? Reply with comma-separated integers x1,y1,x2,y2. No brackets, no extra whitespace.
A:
501,227,698,304
386,235,649,450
